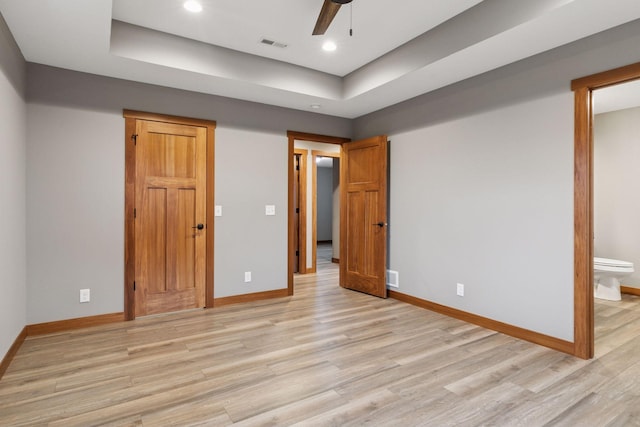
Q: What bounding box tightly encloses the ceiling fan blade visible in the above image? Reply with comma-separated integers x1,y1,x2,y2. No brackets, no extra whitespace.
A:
312,0,341,35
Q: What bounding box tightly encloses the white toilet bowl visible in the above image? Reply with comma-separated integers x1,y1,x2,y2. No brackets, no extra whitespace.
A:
594,257,634,301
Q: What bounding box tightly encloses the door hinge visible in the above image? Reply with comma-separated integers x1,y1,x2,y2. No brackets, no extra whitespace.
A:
134,208,137,218
296,250,299,256
132,134,138,145
133,281,136,291
296,208,299,214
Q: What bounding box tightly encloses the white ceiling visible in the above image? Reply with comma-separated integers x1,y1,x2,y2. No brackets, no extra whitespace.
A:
112,0,484,77
594,79,640,115
2,0,640,118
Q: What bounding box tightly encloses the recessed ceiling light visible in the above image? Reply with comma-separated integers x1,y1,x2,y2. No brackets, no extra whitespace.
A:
310,104,322,109
184,0,203,13
322,41,337,52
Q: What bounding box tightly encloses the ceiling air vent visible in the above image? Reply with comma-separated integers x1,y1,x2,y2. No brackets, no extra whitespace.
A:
260,38,288,49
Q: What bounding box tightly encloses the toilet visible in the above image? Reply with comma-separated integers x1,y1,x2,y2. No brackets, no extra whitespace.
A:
594,257,634,301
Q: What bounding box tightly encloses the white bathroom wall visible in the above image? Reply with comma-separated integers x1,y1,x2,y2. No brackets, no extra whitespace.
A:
594,106,640,288
0,12,26,360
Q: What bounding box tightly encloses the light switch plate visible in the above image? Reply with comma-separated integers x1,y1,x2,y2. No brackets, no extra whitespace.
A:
215,205,222,217
265,205,276,216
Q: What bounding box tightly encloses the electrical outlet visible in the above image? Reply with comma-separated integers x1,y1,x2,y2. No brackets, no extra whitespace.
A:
80,288,90,303
456,283,464,297
244,271,252,283
265,205,276,216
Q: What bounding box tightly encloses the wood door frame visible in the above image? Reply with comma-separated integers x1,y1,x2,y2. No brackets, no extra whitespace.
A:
311,150,341,273
294,148,308,274
123,110,216,320
287,131,350,295
572,61,640,359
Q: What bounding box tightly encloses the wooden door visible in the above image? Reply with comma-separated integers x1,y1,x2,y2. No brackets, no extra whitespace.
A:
135,120,207,316
340,135,388,298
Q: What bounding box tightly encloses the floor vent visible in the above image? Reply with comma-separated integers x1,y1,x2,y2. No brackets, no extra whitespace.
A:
387,270,399,288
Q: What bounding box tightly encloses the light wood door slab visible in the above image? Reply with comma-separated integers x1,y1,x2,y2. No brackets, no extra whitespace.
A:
340,135,388,298
135,120,207,316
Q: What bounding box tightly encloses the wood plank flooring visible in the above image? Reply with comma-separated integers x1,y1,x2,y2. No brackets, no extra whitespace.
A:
1,248,639,426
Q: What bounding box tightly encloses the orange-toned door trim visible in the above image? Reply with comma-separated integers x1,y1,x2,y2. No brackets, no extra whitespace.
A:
287,131,350,295
571,61,640,359
123,110,215,320
294,148,308,274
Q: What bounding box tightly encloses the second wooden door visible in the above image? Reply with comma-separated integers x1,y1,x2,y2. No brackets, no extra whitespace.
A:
340,135,388,298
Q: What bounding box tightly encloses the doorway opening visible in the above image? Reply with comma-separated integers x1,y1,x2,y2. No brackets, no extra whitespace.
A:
591,79,640,357
287,131,390,300
312,151,341,272
572,61,640,359
287,132,348,294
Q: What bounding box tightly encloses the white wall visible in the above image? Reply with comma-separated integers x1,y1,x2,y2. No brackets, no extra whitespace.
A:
0,13,26,358
594,107,640,288
388,93,575,340
316,166,333,241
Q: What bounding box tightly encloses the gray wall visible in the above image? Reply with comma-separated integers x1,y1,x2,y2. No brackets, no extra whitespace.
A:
25,65,351,323
594,107,640,288
214,127,287,298
353,19,640,341
26,104,124,323
316,167,333,242
8,14,640,347
387,94,574,339
0,13,26,358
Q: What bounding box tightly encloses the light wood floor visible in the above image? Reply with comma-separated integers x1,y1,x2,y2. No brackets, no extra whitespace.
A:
1,258,640,426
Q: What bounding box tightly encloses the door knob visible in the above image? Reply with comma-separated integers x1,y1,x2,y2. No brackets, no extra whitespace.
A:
192,224,204,230
373,222,387,228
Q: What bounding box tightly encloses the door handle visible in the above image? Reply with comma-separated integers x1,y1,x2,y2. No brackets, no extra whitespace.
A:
373,222,387,228
192,224,204,230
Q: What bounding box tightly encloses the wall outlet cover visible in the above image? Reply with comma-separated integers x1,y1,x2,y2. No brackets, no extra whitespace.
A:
244,271,252,282
80,288,90,303
265,205,276,216
457,283,465,297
